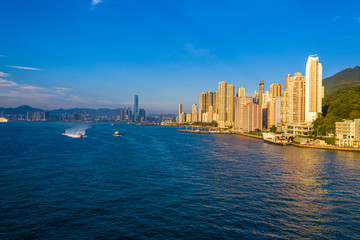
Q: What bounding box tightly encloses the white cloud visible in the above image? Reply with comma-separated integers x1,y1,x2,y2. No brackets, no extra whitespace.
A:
0,78,18,87
55,87,71,92
0,71,10,77
0,79,123,109
91,0,103,5
7,65,41,71
184,43,215,59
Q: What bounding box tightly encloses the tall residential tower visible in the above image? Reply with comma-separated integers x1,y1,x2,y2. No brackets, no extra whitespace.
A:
305,55,324,122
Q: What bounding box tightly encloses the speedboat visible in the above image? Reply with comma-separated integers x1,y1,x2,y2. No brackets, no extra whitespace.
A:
114,131,121,136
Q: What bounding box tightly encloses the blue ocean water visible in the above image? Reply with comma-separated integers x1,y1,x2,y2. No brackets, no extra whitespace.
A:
1,122,360,239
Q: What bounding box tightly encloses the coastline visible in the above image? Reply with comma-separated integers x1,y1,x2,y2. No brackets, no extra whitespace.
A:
178,128,360,152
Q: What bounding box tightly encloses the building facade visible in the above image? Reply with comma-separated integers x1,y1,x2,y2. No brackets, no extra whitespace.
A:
305,55,324,122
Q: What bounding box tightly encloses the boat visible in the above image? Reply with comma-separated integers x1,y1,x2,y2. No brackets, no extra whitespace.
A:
76,134,83,138
0,117,8,122
113,131,121,136
262,132,291,146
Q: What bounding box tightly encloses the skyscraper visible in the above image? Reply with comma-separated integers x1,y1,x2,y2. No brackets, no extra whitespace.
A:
214,91,219,115
178,102,182,122
199,92,206,112
234,96,252,130
285,74,291,90
270,83,282,98
218,81,227,124
305,55,324,122
134,95,139,122
139,109,146,122
206,91,213,112
253,91,259,104
227,84,235,125
192,104,198,122
259,79,264,106
288,72,306,123
237,87,246,97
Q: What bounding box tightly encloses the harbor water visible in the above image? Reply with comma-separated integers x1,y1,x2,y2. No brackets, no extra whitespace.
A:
1,122,360,239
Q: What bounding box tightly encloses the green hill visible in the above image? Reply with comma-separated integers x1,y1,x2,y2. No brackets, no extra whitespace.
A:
313,85,360,135
323,66,360,96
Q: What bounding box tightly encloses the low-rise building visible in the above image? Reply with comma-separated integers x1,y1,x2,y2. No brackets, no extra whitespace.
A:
283,122,313,136
335,119,360,147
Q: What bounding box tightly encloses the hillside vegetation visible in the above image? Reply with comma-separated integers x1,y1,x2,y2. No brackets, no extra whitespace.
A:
313,85,360,135
323,66,360,96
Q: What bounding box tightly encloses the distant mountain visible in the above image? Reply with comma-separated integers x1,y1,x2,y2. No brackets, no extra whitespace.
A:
0,105,44,115
0,105,174,117
50,108,122,117
323,66,360,96
313,85,360,135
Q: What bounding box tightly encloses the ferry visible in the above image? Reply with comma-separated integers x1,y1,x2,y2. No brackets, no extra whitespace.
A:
262,132,291,146
113,131,121,136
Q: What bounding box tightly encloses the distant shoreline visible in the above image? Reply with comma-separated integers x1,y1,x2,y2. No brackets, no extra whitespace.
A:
177,127,360,153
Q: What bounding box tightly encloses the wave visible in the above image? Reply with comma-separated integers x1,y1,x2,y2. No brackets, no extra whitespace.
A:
63,125,90,138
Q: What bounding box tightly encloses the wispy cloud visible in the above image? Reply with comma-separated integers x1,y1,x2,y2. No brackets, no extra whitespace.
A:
91,0,103,5
0,54,6,57
90,0,103,10
184,43,215,59
55,87,71,92
7,65,41,71
0,79,122,109
332,16,341,21
357,17,360,23
0,78,18,87
0,71,10,77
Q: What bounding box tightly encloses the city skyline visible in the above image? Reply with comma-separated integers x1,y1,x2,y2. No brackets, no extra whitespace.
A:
178,55,324,132
1,1,360,113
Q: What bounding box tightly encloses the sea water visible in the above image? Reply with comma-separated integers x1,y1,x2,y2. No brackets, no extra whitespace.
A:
1,122,360,239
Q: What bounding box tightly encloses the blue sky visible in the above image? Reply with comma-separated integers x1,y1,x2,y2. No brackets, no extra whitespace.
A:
1,0,360,113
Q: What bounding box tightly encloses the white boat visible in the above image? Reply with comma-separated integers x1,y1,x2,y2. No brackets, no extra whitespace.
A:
0,117,8,122
263,132,290,146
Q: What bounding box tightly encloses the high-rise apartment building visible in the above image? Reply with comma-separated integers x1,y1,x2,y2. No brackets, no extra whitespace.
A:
237,87,246,97
285,74,291,90
227,84,235,125
243,102,262,132
305,55,324,122
253,91,259,104
262,91,272,108
192,104,198,122
270,83,282,98
288,72,306,123
134,95,139,122
206,91,213,112
259,79,264,106
139,109,146,122
234,97,252,130
218,81,227,123
178,102,182,121
214,91,219,115
199,92,206,112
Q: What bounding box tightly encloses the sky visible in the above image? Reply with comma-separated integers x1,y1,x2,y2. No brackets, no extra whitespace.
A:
1,0,360,114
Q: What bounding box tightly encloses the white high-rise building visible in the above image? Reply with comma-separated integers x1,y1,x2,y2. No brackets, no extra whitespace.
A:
305,55,324,122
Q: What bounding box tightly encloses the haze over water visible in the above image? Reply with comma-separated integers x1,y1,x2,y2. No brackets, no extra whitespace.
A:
1,122,360,239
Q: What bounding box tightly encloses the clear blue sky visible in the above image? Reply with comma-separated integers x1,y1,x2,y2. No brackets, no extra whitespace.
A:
1,0,360,113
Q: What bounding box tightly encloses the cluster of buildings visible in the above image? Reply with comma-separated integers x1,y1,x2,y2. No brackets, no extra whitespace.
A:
1,95,163,123
178,55,324,136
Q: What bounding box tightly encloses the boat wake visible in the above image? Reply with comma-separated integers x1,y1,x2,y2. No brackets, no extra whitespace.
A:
63,125,90,138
